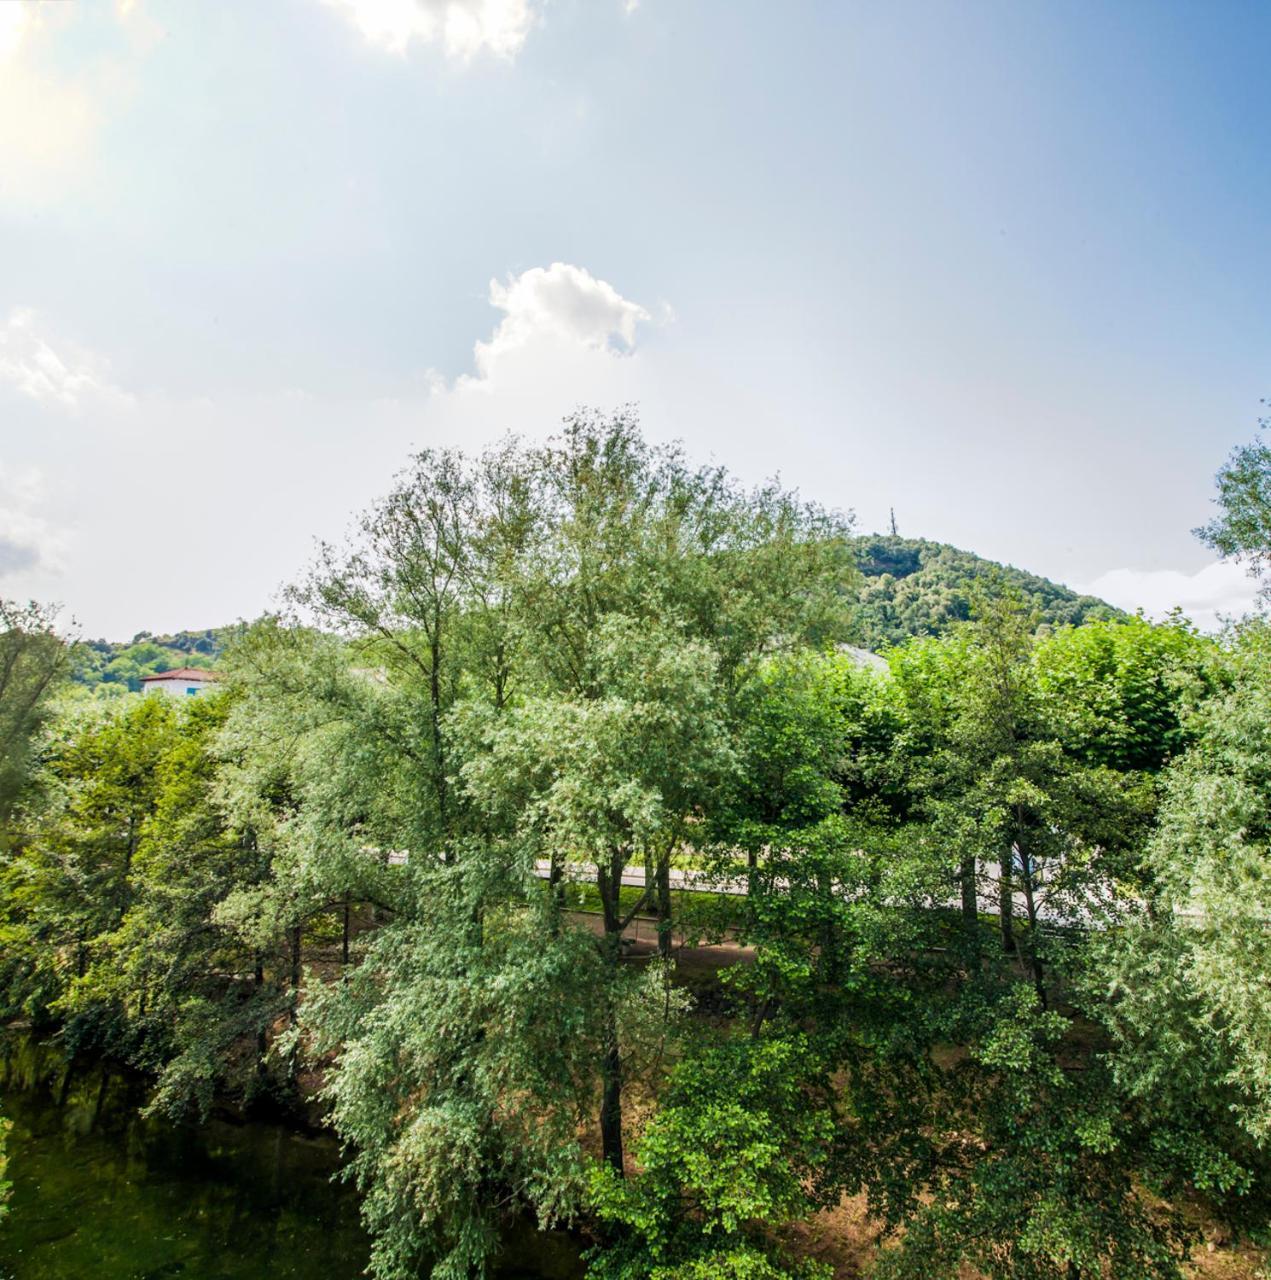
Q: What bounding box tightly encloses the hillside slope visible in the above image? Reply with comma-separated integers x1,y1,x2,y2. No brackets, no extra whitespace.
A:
847,535,1123,651
74,627,237,693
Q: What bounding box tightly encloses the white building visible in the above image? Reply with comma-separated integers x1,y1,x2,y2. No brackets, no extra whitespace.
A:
140,667,220,697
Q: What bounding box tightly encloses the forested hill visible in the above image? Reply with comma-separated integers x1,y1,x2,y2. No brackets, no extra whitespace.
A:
846,535,1124,651
74,627,237,693
69,540,1120,689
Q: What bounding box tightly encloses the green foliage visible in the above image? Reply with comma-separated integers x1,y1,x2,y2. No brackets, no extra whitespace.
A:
1097,620,1271,1175
1035,614,1217,772
588,1035,836,1280
227,412,857,1275
715,652,854,846
0,598,73,828
891,598,1157,943
0,694,186,1028
847,536,1122,651
870,988,1185,1280
701,597,1222,1280
0,684,299,1116
7,419,1271,1280
301,852,606,1280
1196,415,1271,585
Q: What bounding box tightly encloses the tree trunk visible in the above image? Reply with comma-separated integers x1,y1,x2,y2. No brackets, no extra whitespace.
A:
254,955,269,1077
548,851,566,931
288,925,302,1018
960,854,980,964
1017,844,1047,1007
999,849,1017,955
656,855,672,960
341,900,351,966
597,851,627,1174
600,1022,625,1175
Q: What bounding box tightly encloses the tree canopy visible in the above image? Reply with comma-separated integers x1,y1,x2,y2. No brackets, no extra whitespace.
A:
2,414,1269,1280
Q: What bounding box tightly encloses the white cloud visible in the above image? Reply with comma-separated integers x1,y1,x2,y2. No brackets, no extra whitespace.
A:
0,309,134,411
320,0,537,60
467,262,651,384
1078,560,1262,632
0,464,67,584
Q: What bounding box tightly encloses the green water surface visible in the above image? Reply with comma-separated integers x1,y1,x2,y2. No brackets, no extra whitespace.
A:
0,1038,581,1280
0,1039,368,1280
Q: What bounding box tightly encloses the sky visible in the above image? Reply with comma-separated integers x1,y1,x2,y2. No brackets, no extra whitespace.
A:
1,0,1268,638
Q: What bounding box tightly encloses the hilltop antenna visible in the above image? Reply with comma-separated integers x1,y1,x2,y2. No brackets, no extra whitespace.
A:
889,507,899,537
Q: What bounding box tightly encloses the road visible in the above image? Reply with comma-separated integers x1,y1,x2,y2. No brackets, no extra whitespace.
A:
533,858,750,896
530,858,1115,925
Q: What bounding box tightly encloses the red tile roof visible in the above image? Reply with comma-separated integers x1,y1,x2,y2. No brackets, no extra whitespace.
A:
140,668,220,682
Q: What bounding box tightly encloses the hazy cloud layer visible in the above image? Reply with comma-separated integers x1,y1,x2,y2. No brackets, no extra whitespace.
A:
1079,560,1261,632
2,264,1254,638
319,0,537,59
0,265,662,635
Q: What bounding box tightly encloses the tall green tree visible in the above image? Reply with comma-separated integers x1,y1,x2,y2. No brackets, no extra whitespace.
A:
253,413,854,1277
0,695,182,1029
302,845,607,1280
0,680,304,1112
65,688,300,1117
1197,412,1271,587
1034,614,1215,774
456,413,853,1172
0,599,73,828
1097,621,1271,1161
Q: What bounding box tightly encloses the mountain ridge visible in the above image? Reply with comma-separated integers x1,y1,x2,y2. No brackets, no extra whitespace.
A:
846,535,1124,651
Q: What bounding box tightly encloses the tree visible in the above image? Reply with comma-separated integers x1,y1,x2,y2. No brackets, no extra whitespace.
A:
709,651,854,890
867,988,1186,1280
65,688,299,1117
455,412,853,1173
235,412,853,1277
0,599,74,828
1097,621,1271,1159
588,1035,838,1280
0,695,183,1030
301,847,607,1280
1034,614,1215,774
1196,412,1271,588
890,593,1155,991
0,679,305,1114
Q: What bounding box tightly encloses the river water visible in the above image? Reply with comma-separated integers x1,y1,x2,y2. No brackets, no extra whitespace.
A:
0,1036,581,1280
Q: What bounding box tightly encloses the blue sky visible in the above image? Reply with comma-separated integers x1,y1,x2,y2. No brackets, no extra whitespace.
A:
1,0,1267,636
